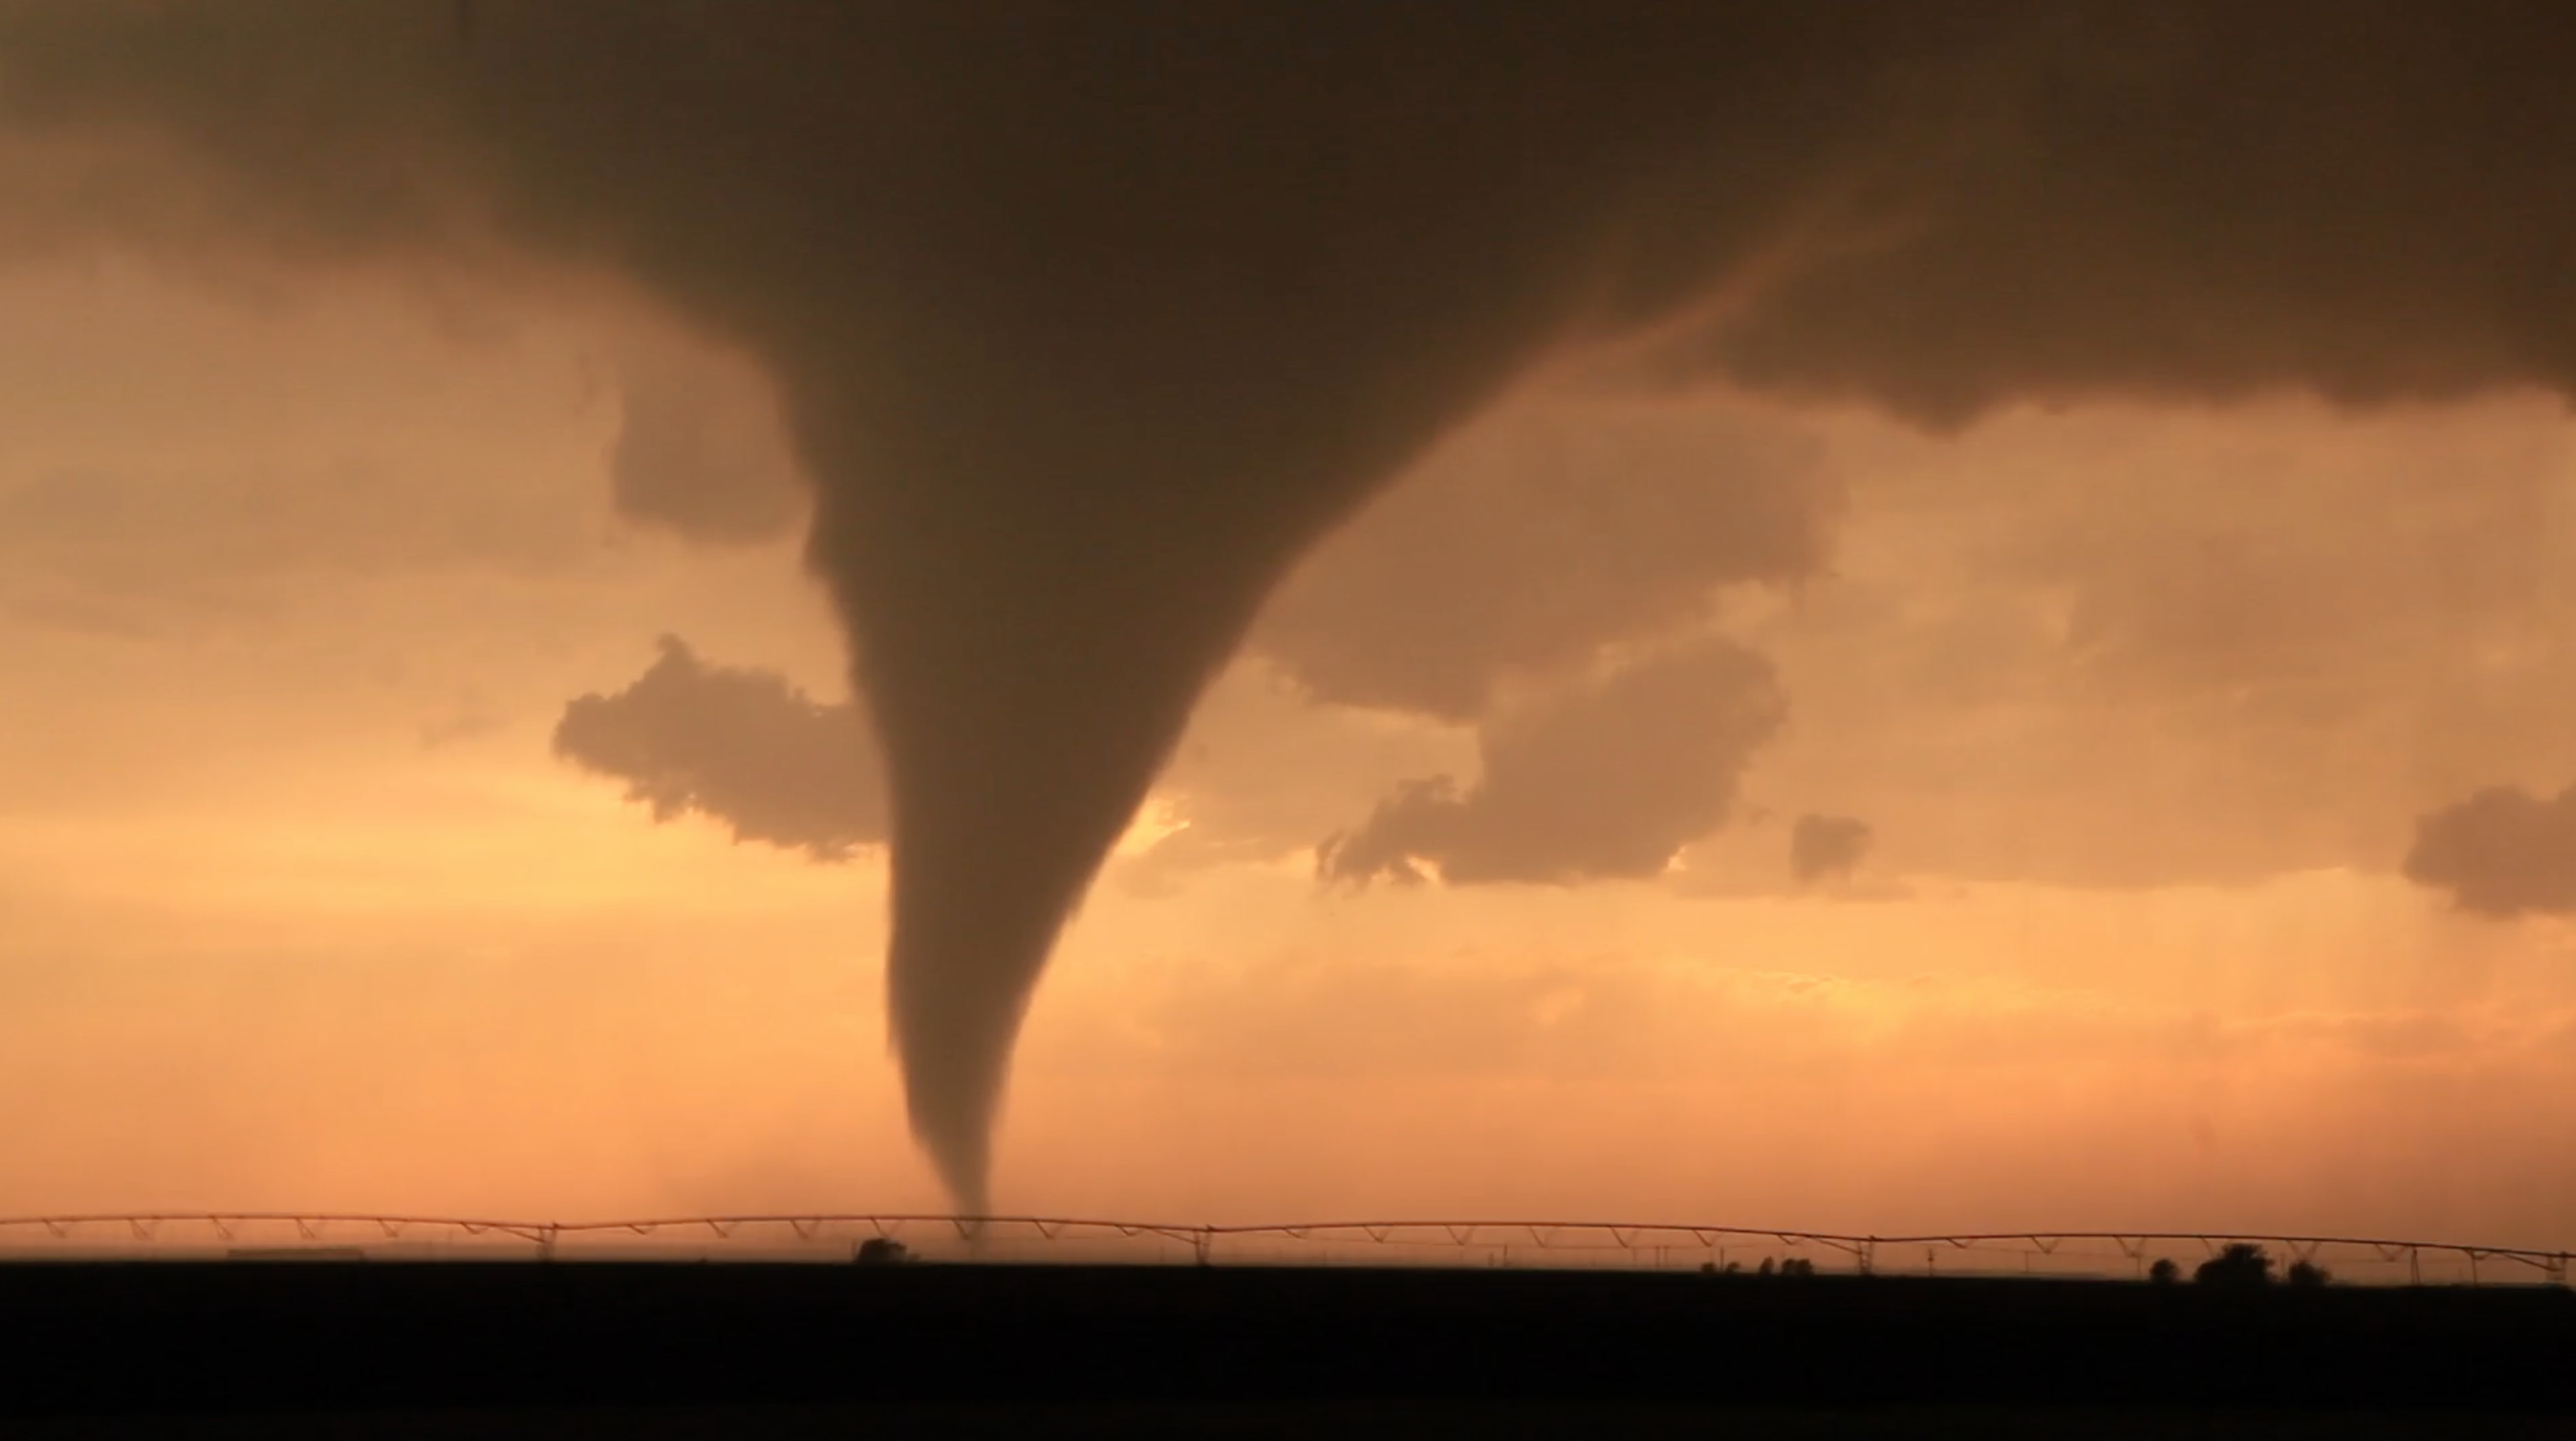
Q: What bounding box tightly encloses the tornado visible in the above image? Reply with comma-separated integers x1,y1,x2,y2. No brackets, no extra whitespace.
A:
0,0,1959,1211
729,4,1938,1210
0,0,2214,1210
22,1,2575,1214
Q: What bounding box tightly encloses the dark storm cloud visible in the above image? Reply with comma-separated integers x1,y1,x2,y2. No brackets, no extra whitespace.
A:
1254,397,1835,721
1320,638,1784,888
1688,2,2576,419
1789,814,1872,886
21,0,2576,1207
2403,784,2576,919
553,636,886,862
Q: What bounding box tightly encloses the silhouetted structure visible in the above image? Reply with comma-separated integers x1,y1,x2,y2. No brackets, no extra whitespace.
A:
3,1212,2567,1287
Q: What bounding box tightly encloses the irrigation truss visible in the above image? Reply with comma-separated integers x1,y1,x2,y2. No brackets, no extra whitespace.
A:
0,1213,2566,1285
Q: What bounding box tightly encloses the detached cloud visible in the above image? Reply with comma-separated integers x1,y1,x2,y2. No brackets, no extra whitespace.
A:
553,636,885,861
543,644,1468,897
1320,637,1784,887
2403,783,2576,918
1256,396,1835,722
1789,813,1871,886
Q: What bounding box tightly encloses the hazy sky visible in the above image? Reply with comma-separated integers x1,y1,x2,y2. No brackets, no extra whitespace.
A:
6,4,2576,1249
6,253,2574,1245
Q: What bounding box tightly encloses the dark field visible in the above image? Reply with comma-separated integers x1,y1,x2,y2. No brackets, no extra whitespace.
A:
3,1262,2571,1437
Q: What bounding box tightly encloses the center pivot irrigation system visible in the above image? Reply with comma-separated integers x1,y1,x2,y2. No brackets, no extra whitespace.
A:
0,1213,2567,1286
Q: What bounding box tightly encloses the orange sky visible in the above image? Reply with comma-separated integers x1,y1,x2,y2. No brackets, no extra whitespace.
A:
5,255,2575,1251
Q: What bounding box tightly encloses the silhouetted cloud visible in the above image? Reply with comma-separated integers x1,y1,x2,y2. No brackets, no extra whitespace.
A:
2403,783,2576,918
1789,814,1871,886
553,636,885,862
1320,638,1783,887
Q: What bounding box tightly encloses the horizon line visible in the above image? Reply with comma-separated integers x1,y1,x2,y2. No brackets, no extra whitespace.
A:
1,1210,2567,1275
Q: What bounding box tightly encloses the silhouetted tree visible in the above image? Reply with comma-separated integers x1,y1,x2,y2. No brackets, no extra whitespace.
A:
855,1237,911,1266
2195,1243,2273,1289
2148,1258,2181,1285
2286,1258,2332,1287
1779,1257,1816,1278
1757,1258,1776,1277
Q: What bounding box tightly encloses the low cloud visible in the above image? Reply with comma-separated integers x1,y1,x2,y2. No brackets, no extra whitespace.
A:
553,636,885,861
2403,783,2576,918
1107,661,1471,892
1789,813,1872,886
1319,637,1785,887
1729,397,2576,892
1255,396,1835,723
